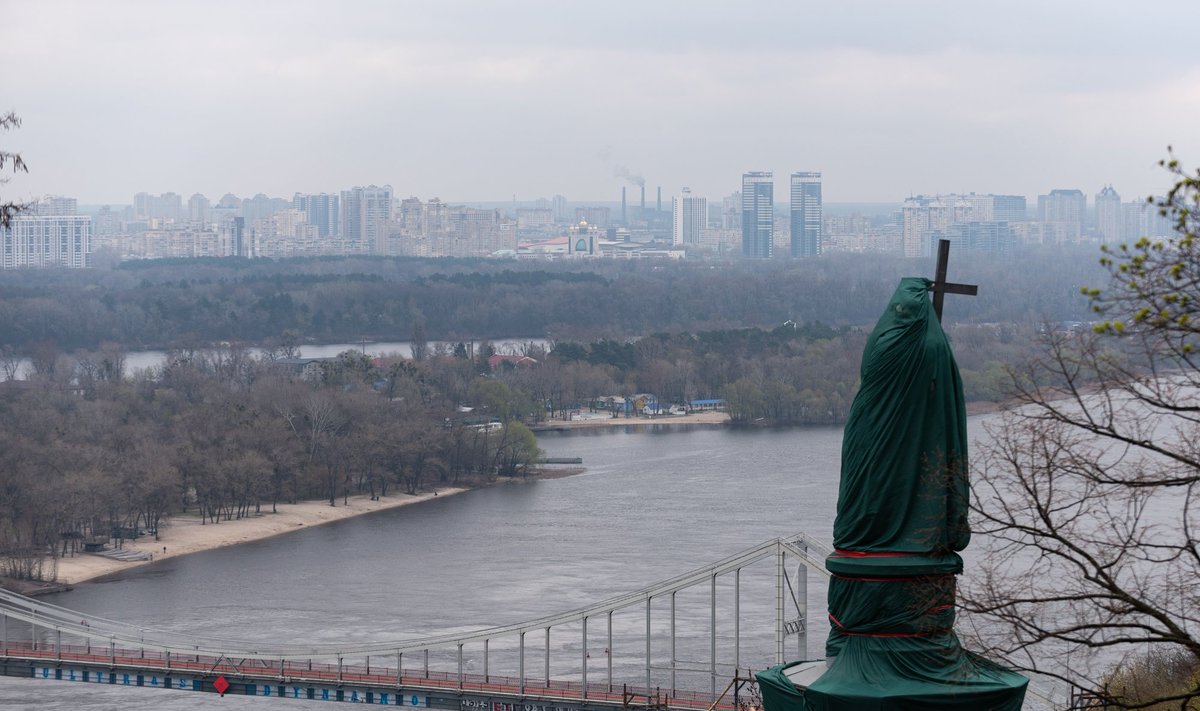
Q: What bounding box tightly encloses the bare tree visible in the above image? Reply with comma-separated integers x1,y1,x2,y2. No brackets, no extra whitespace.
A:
0,345,21,381
962,156,1200,708
410,319,429,362
1,111,28,229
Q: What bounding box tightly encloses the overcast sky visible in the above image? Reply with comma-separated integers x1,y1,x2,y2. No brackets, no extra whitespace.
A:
3,0,1199,206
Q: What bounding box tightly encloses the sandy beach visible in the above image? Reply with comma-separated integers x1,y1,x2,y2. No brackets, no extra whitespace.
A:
535,410,730,430
38,415,730,589
50,488,467,586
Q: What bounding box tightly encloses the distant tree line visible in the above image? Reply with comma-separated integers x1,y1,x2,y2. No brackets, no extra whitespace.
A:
0,247,1103,354
524,320,1042,425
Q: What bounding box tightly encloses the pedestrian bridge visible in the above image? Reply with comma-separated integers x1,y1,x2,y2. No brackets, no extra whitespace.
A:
0,533,830,708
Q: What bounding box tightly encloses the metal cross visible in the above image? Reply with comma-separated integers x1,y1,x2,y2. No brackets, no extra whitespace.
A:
929,238,978,322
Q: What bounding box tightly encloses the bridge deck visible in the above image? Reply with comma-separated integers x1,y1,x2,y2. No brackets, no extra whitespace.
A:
2,641,738,710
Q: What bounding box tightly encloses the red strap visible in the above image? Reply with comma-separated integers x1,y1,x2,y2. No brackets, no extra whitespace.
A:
831,549,918,558
831,573,954,583
828,614,952,638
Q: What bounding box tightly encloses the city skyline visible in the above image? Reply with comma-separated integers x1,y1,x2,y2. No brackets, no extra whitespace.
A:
3,1,1199,206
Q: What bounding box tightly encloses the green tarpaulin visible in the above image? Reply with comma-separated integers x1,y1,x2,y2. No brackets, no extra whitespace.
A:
758,278,1027,711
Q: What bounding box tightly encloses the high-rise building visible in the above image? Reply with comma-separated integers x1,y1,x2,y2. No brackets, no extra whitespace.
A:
2,215,91,268
574,206,610,228
516,208,554,229
36,195,77,216
293,192,340,238
340,185,393,252
1121,198,1173,241
552,195,569,222
241,194,289,226
1095,185,1121,243
672,188,706,247
188,193,210,223
902,196,973,258
935,221,1016,254
133,192,183,223
722,192,741,229
741,172,773,258
991,195,1027,222
225,216,246,257
1038,189,1086,244
789,172,822,258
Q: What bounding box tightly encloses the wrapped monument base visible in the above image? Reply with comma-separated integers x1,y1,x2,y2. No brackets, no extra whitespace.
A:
757,634,1027,711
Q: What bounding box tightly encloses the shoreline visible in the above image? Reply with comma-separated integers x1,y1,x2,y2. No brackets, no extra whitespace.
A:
46,488,470,588
532,410,731,430
530,404,1003,431
39,463,589,591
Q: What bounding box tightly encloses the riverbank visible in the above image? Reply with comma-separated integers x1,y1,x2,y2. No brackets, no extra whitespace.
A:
533,410,730,430
532,405,1008,430
48,488,468,587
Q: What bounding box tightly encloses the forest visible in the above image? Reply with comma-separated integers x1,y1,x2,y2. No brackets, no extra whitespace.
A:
0,245,1101,352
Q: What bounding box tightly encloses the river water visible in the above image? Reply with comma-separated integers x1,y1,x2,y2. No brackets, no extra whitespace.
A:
0,419,1000,709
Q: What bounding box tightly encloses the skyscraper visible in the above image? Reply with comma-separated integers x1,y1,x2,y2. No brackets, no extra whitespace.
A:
789,172,822,258
1038,189,1086,244
340,185,393,252
672,187,706,247
293,192,340,238
902,196,972,258
741,172,773,258
1095,185,1121,243
133,192,183,223
991,195,1027,222
188,193,210,223
223,216,246,257
36,195,77,216
552,195,569,222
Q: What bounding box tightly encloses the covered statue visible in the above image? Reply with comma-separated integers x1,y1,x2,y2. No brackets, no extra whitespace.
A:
757,277,1027,710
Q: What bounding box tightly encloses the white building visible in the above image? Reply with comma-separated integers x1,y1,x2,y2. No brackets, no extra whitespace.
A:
188,193,210,224
1037,189,1086,244
671,187,706,247
340,185,393,252
3,215,91,268
36,195,77,216
1095,185,1121,243
901,196,971,257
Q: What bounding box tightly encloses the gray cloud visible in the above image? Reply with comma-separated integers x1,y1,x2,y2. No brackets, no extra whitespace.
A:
2,0,1198,204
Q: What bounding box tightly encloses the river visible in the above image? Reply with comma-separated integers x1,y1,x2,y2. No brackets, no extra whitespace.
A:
0,419,999,709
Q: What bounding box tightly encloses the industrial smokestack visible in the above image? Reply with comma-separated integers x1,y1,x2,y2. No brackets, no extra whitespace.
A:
621,186,627,224
640,185,645,218
656,186,661,215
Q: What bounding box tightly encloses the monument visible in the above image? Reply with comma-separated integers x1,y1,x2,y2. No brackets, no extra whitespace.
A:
757,242,1027,710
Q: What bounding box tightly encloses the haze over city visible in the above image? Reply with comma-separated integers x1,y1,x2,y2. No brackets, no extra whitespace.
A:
5,0,1200,205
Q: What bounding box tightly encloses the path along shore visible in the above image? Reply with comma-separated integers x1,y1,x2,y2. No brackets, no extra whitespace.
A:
37,412,730,589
